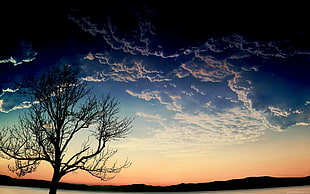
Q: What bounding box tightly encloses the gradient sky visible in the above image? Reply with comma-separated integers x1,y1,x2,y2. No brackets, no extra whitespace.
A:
0,1,310,186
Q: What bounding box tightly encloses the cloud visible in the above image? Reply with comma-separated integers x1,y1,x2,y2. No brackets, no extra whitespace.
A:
265,104,310,129
0,88,35,113
172,106,268,145
84,53,95,60
74,8,310,133
235,67,310,129
227,72,253,111
75,8,310,130
172,36,310,131
179,59,233,82
0,100,32,113
203,34,305,58
74,22,310,158
0,88,19,98
68,7,180,59
127,86,185,113
81,31,310,131
172,65,190,79
116,105,271,159
295,122,310,126
81,75,106,82
82,53,171,83
0,40,37,66
135,112,161,120
126,89,182,112
225,68,309,130
125,90,158,101
268,106,290,117
67,15,102,36
190,85,206,95
106,60,170,82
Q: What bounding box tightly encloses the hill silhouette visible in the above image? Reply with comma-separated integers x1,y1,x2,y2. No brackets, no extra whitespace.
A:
0,174,310,192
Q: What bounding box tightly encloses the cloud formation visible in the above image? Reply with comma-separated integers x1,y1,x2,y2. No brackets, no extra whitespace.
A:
0,6,308,177
0,88,32,113
0,40,37,66
79,32,310,130
126,89,182,112
0,100,32,113
1,1,309,167
119,105,269,159
82,53,171,82
203,34,300,58
68,6,180,59
0,88,19,98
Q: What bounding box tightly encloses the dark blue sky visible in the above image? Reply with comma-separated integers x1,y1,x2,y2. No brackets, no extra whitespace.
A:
1,0,309,135
1,0,310,185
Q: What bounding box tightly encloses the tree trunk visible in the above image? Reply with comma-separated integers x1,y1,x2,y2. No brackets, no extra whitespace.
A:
49,169,61,194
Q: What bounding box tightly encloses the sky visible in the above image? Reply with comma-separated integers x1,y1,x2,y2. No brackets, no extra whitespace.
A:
0,1,310,186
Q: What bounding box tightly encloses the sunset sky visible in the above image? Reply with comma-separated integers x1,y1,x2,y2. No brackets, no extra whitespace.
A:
0,1,310,186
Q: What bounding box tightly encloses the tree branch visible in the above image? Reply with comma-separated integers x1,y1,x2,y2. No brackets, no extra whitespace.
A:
0,64,133,183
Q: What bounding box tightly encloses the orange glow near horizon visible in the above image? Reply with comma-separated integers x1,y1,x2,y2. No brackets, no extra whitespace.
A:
1,127,310,187
1,154,309,187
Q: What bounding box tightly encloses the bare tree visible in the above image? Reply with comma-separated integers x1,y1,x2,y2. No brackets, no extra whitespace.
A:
0,64,133,194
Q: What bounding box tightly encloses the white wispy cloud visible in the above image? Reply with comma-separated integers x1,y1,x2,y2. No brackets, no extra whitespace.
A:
204,34,305,58
172,107,268,145
74,10,310,133
125,90,158,101
116,105,271,159
0,88,19,98
295,122,310,126
0,88,37,113
81,75,106,82
0,100,32,113
172,65,190,79
179,59,232,82
135,112,167,127
190,85,206,95
126,89,182,112
268,106,291,117
84,53,95,60
0,40,37,66
135,112,161,120
67,15,102,36
107,60,170,82
227,72,253,111
172,47,239,83
82,53,170,83
68,10,180,59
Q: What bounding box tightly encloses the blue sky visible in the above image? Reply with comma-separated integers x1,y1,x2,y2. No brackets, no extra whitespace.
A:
0,1,310,186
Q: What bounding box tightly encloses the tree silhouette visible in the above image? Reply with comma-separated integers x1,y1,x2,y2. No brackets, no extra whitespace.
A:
0,64,133,194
